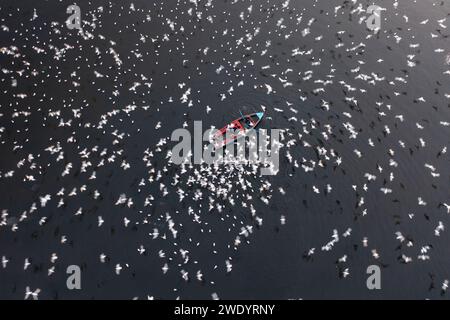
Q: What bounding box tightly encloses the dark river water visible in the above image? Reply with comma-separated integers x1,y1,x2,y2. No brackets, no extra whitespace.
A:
0,0,449,299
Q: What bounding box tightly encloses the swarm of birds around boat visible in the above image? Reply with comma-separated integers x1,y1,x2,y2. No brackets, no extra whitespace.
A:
0,0,449,299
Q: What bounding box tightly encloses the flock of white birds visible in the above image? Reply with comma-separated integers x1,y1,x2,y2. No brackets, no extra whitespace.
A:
0,0,449,299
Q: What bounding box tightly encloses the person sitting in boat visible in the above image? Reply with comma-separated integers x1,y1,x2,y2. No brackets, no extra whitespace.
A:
244,117,253,128
227,123,239,134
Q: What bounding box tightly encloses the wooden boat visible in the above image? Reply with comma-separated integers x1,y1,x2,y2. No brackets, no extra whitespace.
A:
211,112,264,149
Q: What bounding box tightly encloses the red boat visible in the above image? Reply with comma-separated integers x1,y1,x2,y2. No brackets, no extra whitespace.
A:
212,112,264,149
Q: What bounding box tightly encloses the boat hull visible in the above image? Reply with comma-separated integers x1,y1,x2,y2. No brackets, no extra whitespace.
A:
211,112,264,150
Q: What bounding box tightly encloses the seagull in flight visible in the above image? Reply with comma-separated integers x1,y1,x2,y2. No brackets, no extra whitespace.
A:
442,203,450,214
25,287,41,300
1,256,8,268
